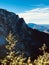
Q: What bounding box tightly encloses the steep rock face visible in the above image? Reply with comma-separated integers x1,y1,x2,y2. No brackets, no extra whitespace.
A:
0,9,30,58
0,9,49,59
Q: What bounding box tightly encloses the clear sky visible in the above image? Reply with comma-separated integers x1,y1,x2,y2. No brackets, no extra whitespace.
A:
0,0,49,24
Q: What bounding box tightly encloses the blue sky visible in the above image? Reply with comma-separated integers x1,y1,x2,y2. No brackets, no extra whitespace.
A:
0,0,49,13
0,0,49,24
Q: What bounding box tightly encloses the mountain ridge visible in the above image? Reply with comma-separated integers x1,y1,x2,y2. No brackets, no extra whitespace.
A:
0,9,49,60
28,23,49,33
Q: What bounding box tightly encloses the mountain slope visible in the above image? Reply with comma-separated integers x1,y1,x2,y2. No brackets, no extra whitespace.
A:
0,9,49,59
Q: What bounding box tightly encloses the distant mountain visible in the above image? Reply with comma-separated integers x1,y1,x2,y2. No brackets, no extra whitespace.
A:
28,23,49,33
41,25,49,29
0,9,49,59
